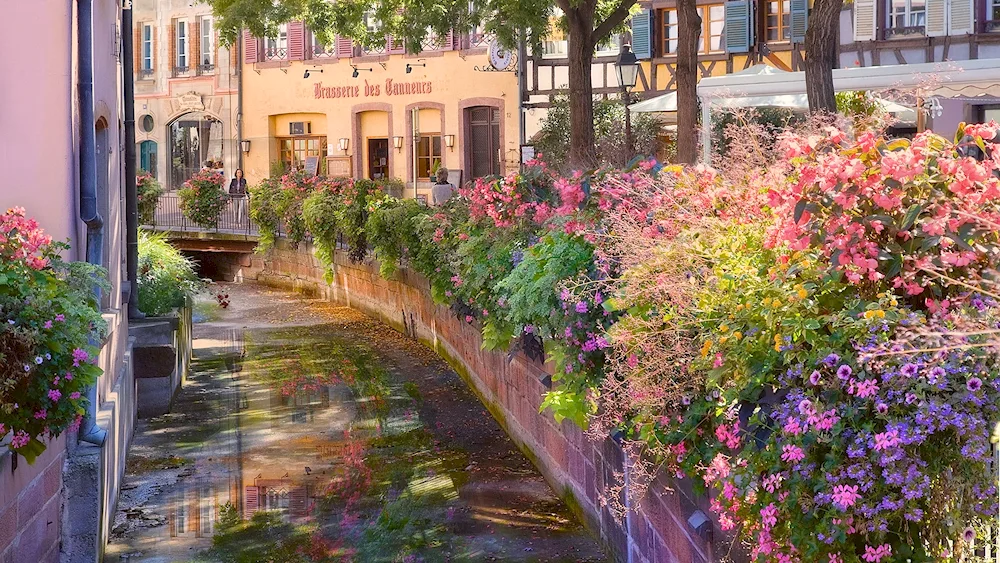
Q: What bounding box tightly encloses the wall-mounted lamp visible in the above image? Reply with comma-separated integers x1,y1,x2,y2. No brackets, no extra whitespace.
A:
241,139,251,153
304,68,323,79
351,65,372,79
444,134,455,151
405,62,426,74
338,138,350,153
392,136,404,152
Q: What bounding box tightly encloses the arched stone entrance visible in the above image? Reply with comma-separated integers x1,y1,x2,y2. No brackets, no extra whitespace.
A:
168,111,224,190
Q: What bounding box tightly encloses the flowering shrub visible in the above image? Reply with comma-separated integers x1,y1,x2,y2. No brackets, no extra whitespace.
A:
0,208,107,463
137,230,200,316
178,170,228,229
136,171,163,225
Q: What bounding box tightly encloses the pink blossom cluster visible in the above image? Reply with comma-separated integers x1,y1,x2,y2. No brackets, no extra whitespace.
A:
0,207,54,270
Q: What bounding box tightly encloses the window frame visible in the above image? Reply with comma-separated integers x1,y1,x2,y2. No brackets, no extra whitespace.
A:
658,5,725,56
141,23,154,73
200,17,214,67
766,0,792,42
416,134,443,180
265,23,289,60
176,20,188,69
885,0,926,35
986,0,1000,30
278,136,325,172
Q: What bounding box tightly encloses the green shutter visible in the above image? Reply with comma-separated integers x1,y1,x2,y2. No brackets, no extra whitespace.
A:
790,0,809,43
631,9,652,59
725,0,752,53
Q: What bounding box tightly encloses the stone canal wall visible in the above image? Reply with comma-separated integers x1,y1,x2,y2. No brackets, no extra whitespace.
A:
248,239,717,563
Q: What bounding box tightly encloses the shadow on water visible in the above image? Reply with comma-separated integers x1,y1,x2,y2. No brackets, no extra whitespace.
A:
107,287,608,563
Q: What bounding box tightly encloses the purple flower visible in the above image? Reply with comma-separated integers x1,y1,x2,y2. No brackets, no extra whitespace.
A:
43,321,52,329
575,301,588,314
876,403,888,414
34,356,43,365
900,363,919,378
967,377,983,392
963,527,976,542
927,366,946,383
47,389,61,402
523,325,534,334
72,348,89,367
837,365,853,380
823,353,841,366
809,370,821,385
7,319,14,325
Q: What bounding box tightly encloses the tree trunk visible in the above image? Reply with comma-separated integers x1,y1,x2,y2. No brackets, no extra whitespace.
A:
675,0,701,164
804,0,843,113
566,7,598,168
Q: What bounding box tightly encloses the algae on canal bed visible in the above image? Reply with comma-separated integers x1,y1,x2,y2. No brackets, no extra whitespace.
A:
108,284,608,563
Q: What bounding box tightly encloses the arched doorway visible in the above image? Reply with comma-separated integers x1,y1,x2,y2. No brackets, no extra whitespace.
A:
169,112,223,190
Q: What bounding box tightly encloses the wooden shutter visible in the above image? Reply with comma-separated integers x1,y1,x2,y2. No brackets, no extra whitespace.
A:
926,0,947,36
169,21,177,70
725,1,752,53
790,0,809,42
290,487,307,515
444,30,455,50
336,35,354,57
853,0,877,41
134,24,142,73
631,9,652,59
949,0,974,34
244,486,259,518
243,30,258,63
388,36,405,54
288,21,305,59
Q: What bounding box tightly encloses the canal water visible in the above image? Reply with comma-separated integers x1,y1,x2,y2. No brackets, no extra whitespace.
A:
106,284,608,563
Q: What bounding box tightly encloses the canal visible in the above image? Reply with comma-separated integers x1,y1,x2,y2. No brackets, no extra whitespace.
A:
106,283,608,563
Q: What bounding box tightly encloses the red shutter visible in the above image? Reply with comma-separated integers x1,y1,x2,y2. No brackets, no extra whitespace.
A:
388,36,405,54
290,487,307,515
288,21,305,60
243,30,258,63
134,24,141,72
335,35,354,57
244,486,259,518
191,20,201,69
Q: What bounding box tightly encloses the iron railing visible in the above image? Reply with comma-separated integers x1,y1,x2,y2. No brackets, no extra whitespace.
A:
143,192,258,235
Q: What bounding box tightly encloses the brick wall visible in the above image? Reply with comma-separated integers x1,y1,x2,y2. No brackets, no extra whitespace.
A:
0,437,66,563
248,240,719,563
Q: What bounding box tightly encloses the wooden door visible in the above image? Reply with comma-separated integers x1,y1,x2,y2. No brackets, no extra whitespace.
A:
367,138,389,179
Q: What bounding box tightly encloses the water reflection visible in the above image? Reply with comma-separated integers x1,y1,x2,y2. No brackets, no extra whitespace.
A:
109,293,607,563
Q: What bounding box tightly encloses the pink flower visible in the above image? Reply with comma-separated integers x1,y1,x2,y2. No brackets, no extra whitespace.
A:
759,503,778,529
72,348,89,367
55,314,65,322
47,389,61,402
10,430,30,449
70,392,81,400
44,320,53,329
862,543,892,563
781,444,805,463
874,429,900,451
831,484,861,510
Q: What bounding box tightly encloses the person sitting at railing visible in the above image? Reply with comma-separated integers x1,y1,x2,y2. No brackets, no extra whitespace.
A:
229,169,248,223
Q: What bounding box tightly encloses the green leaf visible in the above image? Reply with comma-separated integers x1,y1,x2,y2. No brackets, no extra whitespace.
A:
793,199,808,224
17,438,47,465
899,204,923,231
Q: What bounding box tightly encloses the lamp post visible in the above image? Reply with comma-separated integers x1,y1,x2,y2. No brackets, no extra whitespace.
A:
615,44,640,162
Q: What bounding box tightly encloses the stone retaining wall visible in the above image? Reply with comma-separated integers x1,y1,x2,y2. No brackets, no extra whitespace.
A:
247,239,718,563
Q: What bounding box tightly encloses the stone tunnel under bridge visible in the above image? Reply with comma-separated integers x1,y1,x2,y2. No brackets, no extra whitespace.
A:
154,229,258,282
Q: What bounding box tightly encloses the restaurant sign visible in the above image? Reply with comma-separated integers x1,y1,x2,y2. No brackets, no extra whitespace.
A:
314,79,433,99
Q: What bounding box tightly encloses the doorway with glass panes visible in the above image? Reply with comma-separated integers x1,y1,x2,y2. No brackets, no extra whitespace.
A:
466,106,501,179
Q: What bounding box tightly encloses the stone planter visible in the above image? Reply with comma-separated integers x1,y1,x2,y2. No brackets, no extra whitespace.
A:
130,298,193,418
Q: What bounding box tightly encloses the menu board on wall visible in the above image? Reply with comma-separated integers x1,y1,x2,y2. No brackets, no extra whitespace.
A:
304,156,320,176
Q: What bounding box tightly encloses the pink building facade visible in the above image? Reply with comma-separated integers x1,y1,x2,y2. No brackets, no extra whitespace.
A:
0,0,137,561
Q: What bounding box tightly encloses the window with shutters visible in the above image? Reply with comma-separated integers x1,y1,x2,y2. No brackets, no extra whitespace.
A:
767,0,792,41
467,106,501,179
200,17,214,70
278,137,325,172
541,7,568,57
659,6,725,55
309,30,334,58
417,135,443,180
176,20,189,74
140,23,153,77
265,23,288,60
886,0,926,35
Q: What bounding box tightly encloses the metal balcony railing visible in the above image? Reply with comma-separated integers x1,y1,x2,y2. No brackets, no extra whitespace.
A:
143,193,259,236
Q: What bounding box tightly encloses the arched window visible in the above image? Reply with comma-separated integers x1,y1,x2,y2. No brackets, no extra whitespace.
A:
169,112,223,189
139,140,158,178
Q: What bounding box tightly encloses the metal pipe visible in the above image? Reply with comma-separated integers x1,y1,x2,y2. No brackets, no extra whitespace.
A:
78,0,108,447
237,30,244,172
123,1,143,320
412,108,419,199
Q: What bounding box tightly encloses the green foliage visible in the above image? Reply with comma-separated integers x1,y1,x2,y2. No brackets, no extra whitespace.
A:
366,198,430,278
302,187,341,283
136,171,163,225
711,107,803,157
178,170,229,229
335,179,380,262
207,505,330,563
248,175,282,252
536,95,666,169
137,231,201,317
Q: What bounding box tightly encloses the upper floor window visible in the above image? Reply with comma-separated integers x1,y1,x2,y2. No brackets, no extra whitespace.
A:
595,34,622,56
141,23,153,73
200,17,214,67
886,0,925,34
176,20,188,69
659,6,725,55
767,0,791,41
265,23,288,60
990,0,1000,27
310,31,333,57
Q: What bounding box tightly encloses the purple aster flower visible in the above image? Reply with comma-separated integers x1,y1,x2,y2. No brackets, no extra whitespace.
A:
967,377,983,392
901,363,919,377
837,365,853,379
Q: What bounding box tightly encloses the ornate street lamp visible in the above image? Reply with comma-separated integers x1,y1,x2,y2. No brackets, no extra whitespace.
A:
615,44,640,160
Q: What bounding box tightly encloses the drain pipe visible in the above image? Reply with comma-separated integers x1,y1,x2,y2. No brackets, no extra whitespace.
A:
78,0,108,447
123,1,143,320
